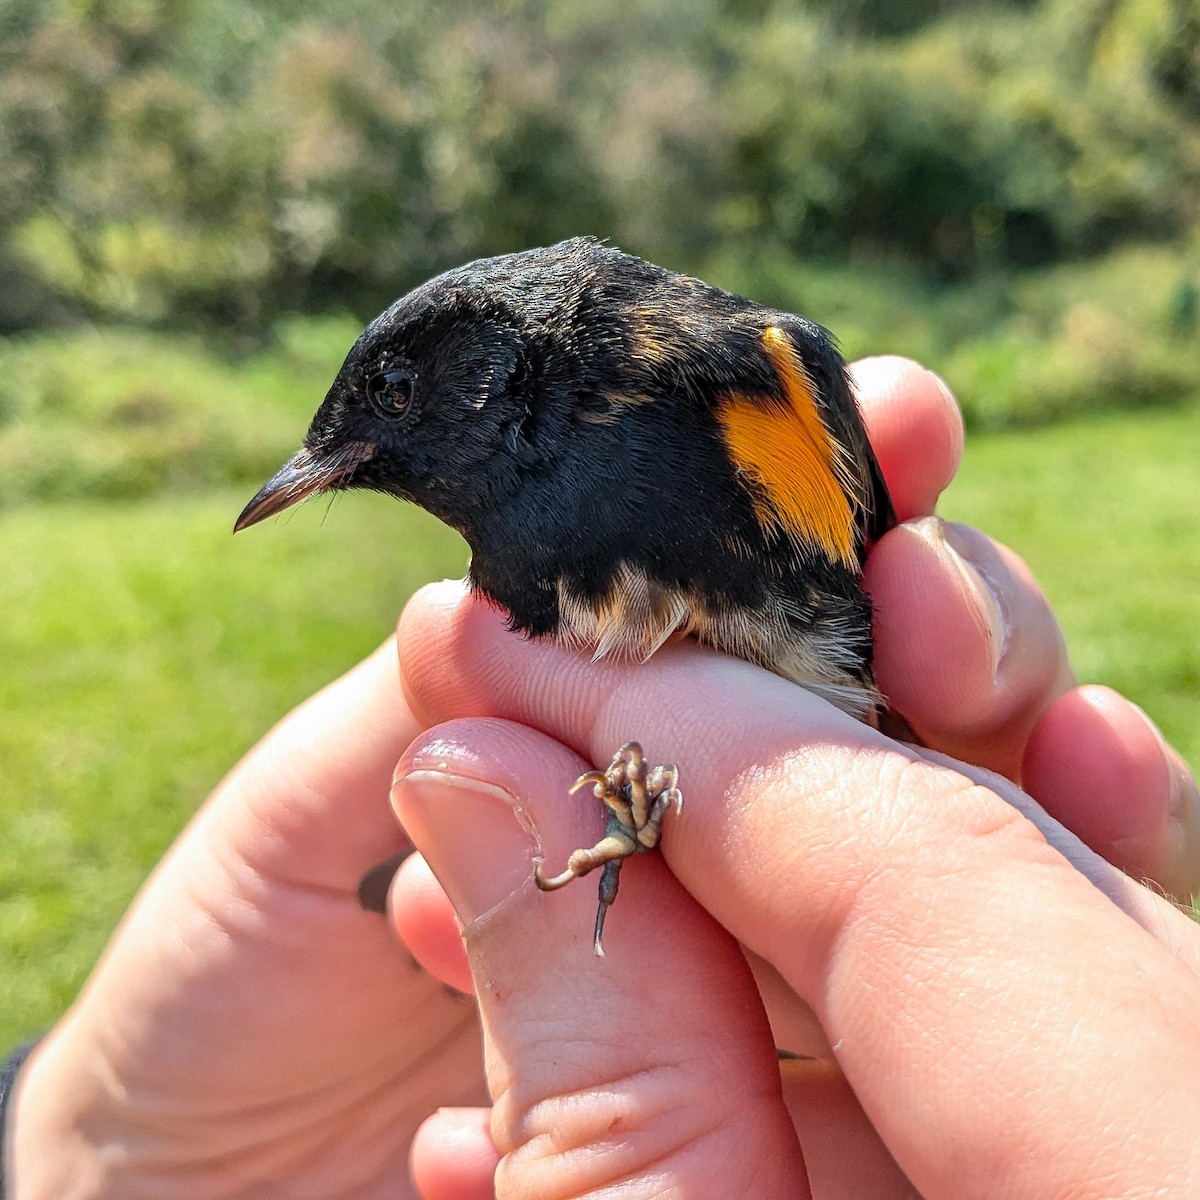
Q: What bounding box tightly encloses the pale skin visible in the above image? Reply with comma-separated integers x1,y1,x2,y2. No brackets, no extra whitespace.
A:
11,359,1200,1199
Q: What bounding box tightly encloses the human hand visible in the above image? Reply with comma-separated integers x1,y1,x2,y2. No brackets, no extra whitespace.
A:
11,359,1197,1200
393,599,1200,1199
857,362,1197,898
10,641,488,1199
392,359,1200,1197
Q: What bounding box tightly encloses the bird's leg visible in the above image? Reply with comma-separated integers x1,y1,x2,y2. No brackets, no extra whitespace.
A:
534,741,682,956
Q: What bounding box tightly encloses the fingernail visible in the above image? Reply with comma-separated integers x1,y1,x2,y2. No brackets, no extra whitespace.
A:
436,1106,485,1129
937,520,1011,678
927,370,956,405
1165,751,1198,846
848,355,908,394
1127,703,1195,854
393,770,536,926
356,850,413,914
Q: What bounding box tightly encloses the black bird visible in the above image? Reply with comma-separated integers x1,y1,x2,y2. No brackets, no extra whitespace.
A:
236,237,895,952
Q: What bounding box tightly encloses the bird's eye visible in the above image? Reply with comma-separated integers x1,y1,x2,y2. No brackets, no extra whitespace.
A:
366,369,415,417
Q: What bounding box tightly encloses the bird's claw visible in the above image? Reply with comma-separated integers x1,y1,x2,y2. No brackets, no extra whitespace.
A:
534,741,681,955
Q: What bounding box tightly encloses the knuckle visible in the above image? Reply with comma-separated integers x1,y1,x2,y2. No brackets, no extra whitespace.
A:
855,751,1039,894
490,1061,768,1200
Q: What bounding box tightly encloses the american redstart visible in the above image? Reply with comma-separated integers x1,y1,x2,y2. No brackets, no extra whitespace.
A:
236,237,896,953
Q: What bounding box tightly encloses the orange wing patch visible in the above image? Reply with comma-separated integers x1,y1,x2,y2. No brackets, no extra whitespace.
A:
717,326,858,568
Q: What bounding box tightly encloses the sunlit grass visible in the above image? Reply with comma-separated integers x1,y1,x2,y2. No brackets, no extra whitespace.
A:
0,490,466,1044
1,399,1197,1045
943,401,1200,759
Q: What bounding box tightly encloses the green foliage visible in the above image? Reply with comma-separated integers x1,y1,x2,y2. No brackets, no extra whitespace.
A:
3,238,1198,517
2,0,1197,333
940,243,1200,427
0,317,361,506
702,238,1200,430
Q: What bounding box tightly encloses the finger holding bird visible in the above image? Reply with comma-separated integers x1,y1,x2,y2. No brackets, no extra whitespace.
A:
237,237,896,950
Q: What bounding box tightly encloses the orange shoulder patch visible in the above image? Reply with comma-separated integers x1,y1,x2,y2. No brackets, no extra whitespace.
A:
717,326,858,568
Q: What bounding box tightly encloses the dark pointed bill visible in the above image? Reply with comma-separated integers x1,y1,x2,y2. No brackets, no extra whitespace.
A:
233,441,375,533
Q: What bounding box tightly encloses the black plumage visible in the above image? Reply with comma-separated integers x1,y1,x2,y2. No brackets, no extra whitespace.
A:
237,237,900,951
238,237,894,716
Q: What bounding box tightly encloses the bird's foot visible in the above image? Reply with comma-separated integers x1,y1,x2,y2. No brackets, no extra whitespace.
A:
534,741,682,956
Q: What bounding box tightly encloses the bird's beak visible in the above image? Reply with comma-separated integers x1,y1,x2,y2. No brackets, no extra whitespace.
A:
233,441,375,532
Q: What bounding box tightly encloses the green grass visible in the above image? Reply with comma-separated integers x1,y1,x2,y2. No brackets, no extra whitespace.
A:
943,403,1200,758
1,402,1197,1047
0,492,466,1045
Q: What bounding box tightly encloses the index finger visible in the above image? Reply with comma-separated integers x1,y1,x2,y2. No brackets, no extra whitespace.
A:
850,356,964,521
398,584,1200,1200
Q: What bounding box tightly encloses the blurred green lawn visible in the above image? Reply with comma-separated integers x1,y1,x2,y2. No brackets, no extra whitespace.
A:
0,493,467,1045
2,401,1198,1047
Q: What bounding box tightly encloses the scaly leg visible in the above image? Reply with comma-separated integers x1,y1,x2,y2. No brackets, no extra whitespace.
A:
534,742,682,955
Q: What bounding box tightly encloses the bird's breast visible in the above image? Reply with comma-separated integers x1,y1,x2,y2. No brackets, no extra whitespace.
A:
552,562,879,719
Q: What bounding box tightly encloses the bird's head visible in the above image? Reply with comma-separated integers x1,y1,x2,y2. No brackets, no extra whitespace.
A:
235,243,606,539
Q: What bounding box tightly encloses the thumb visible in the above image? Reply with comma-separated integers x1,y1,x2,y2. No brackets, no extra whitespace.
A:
393,717,807,1200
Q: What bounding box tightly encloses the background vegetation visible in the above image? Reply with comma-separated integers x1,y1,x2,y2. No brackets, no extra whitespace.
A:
1,0,1197,1044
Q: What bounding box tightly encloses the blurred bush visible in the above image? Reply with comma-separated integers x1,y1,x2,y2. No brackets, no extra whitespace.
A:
2,0,1197,333
0,317,362,506
0,0,1196,501
2,239,1195,510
